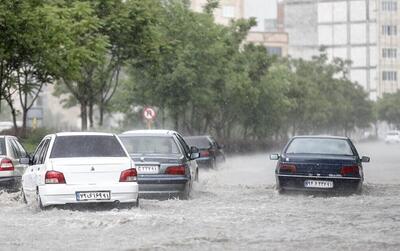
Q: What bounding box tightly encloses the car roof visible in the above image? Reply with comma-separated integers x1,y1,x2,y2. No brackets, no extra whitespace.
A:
184,135,211,139
121,130,177,136
55,132,115,137
0,135,17,139
292,135,349,140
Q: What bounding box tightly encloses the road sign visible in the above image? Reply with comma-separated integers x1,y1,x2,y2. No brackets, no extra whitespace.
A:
143,107,156,120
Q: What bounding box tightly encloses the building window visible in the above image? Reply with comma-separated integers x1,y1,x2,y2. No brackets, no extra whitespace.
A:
382,1,398,11
266,47,282,56
382,48,398,58
222,6,235,18
382,25,397,35
382,71,398,81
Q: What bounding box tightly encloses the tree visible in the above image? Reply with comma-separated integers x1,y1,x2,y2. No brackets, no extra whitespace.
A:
377,91,400,128
49,2,108,131
0,0,65,135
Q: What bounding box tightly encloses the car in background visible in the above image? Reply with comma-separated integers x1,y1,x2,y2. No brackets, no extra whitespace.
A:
184,135,226,169
21,132,139,209
119,130,199,199
0,135,30,190
385,131,400,143
270,136,369,194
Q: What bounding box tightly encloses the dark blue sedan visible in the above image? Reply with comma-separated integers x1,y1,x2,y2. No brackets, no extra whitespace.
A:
270,136,370,194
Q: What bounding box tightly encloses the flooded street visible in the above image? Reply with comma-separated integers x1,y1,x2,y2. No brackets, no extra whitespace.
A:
0,140,399,250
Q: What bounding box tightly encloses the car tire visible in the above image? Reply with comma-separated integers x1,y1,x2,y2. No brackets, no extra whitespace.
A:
195,169,199,182
21,188,27,204
210,158,217,169
133,197,140,208
180,182,191,200
36,190,45,210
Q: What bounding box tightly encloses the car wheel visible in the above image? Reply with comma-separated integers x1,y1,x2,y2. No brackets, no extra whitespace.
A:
195,169,199,182
210,158,217,169
133,197,140,208
36,190,45,210
277,186,285,194
21,188,27,204
180,182,191,200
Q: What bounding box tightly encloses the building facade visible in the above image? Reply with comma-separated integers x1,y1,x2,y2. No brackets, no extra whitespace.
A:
285,0,378,100
377,0,400,96
191,0,288,56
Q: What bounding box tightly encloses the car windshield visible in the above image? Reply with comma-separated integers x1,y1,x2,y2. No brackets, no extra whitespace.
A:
387,132,399,136
0,138,5,155
184,137,211,149
50,135,126,158
285,138,354,155
120,136,180,155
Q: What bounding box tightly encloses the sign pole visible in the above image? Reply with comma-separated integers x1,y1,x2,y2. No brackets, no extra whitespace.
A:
143,107,156,129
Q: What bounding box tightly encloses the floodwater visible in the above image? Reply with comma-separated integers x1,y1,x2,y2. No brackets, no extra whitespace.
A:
0,141,399,250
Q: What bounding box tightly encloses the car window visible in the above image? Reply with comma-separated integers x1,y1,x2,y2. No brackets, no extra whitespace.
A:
9,139,22,158
285,138,354,155
32,139,47,165
0,138,5,155
13,140,28,157
50,135,126,158
184,137,211,149
120,136,180,154
175,134,190,155
38,139,51,164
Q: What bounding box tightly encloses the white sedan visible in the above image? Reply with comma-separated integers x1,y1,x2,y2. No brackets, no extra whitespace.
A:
21,132,139,209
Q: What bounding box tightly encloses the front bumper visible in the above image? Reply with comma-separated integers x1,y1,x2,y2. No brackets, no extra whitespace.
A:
38,182,139,207
276,174,362,193
138,175,189,197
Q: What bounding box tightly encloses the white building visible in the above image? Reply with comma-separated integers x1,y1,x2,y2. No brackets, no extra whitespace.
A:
285,0,378,100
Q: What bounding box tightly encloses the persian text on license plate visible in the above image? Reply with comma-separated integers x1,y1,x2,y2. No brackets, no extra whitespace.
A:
304,180,334,188
76,191,111,201
137,165,159,174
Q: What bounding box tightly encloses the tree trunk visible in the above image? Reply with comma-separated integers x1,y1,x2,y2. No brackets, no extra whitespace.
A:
99,103,104,127
22,108,28,137
89,102,94,129
80,101,88,131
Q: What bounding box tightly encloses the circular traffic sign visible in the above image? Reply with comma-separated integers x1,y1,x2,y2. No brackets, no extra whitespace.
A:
143,107,156,120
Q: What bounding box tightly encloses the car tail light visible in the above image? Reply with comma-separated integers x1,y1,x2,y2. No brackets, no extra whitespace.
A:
45,171,66,184
200,150,210,157
119,168,137,182
165,165,185,175
340,165,359,176
0,158,14,171
279,163,296,174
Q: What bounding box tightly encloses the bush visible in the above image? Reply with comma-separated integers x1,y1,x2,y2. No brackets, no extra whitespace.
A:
0,127,57,153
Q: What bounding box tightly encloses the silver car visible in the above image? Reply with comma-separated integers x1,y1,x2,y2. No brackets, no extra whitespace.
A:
119,130,199,199
0,135,29,190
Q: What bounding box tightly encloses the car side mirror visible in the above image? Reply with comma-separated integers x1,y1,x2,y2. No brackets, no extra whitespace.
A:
270,154,280,160
361,156,370,163
19,157,30,165
190,146,200,160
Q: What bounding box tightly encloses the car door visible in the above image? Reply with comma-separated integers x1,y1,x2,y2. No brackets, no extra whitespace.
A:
9,138,29,178
175,133,197,179
23,138,47,196
33,137,52,187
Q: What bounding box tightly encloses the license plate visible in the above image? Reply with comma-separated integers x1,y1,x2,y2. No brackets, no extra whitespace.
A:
76,191,111,201
136,165,159,174
304,180,334,188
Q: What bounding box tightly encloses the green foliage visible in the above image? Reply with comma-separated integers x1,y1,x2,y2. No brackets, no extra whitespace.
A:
20,127,57,153
1,0,375,142
377,91,400,128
